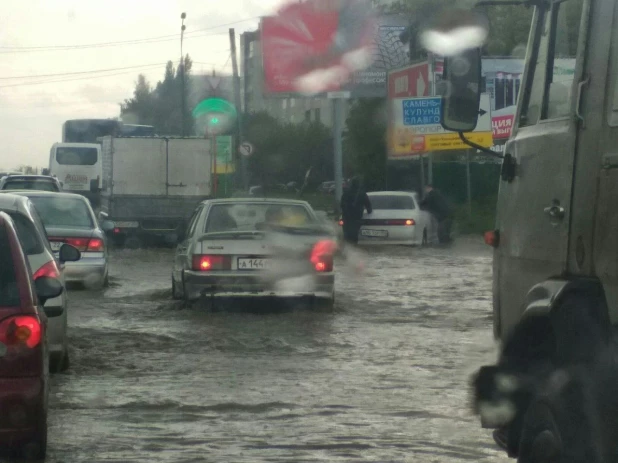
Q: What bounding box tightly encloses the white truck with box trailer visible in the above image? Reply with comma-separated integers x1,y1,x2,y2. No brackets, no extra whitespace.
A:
98,136,213,248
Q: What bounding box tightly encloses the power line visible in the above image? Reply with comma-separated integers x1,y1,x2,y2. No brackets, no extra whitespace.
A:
0,58,231,81
0,60,234,88
0,16,260,53
0,66,164,88
0,63,166,80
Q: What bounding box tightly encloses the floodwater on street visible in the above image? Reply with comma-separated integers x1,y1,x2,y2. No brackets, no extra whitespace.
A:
44,238,509,463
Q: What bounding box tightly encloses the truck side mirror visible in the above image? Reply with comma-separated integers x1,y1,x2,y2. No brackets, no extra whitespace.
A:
440,47,482,133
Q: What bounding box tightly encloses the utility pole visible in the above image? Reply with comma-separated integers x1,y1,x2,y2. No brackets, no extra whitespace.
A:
229,28,246,191
180,12,187,137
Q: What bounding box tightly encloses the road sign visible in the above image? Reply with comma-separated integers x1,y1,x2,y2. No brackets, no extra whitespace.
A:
239,142,254,157
389,94,493,157
387,62,430,99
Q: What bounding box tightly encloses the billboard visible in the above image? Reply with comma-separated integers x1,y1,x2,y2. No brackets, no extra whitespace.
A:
492,105,516,140
389,94,493,159
387,62,430,99
261,12,409,98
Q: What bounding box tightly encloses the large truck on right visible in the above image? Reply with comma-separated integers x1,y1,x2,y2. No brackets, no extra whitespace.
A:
434,0,618,458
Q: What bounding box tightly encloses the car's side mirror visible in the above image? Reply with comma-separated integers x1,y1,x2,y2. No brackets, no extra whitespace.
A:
440,47,482,133
100,220,115,232
59,243,81,263
34,276,64,306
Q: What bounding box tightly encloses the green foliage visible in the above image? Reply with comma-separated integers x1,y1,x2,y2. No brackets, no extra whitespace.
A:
120,55,194,136
243,111,333,187
343,98,388,191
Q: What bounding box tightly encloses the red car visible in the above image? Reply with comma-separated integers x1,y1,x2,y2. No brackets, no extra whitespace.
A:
0,211,63,460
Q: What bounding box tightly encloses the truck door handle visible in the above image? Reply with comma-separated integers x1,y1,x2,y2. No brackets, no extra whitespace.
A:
544,203,565,220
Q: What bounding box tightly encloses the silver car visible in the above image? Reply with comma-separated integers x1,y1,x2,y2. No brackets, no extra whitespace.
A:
7,191,113,288
172,198,336,307
0,193,81,372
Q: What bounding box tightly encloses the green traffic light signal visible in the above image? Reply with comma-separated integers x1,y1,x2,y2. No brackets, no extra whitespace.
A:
211,117,220,125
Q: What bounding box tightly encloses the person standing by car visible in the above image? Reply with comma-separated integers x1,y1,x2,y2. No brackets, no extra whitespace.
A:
420,184,454,244
340,177,372,245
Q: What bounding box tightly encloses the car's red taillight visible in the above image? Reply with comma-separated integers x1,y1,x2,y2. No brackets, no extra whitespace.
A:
311,240,336,272
192,255,231,271
0,316,42,348
338,220,344,226
49,237,104,252
87,238,104,252
33,261,60,280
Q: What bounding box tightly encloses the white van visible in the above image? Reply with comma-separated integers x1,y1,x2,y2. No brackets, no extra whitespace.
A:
49,143,103,206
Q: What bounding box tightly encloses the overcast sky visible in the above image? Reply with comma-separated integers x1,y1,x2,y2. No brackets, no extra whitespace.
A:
0,0,281,169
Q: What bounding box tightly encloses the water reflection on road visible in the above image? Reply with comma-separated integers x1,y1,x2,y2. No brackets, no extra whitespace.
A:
47,238,508,462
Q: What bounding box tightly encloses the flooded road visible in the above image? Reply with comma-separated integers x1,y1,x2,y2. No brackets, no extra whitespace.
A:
46,238,509,463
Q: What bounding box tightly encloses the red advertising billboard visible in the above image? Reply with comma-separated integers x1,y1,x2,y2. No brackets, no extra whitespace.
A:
261,0,377,95
387,62,430,99
492,105,517,140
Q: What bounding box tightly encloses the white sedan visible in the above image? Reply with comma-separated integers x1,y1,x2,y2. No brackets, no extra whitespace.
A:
357,191,439,246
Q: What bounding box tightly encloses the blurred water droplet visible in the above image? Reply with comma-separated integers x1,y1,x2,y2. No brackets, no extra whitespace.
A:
420,9,489,56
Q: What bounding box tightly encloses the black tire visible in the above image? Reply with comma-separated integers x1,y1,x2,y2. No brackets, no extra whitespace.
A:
50,349,70,373
103,272,109,288
172,276,183,300
422,229,428,246
21,412,47,461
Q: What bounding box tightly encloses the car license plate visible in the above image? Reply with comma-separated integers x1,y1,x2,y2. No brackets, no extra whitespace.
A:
114,221,139,228
50,241,63,251
237,258,271,270
361,229,388,238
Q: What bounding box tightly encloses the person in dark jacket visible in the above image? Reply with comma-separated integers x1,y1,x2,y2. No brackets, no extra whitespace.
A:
340,177,372,245
420,184,454,244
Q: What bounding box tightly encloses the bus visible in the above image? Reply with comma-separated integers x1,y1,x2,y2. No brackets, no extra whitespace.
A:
62,119,121,143
119,124,155,137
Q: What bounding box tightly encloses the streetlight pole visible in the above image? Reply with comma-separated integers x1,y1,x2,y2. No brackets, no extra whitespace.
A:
180,12,187,137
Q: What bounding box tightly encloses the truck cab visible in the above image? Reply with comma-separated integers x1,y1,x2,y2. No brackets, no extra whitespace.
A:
431,0,618,457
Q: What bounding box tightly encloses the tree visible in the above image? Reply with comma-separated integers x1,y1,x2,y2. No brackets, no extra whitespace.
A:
120,55,194,136
243,111,333,187
343,98,388,191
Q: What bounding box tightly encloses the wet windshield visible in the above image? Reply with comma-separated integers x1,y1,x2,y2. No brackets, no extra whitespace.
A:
1,0,612,460
3,180,58,192
29,197,93,229
370,195,415,210
205,203,314,233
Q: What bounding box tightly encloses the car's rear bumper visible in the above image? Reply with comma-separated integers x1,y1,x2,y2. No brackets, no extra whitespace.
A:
358,225,418,244
0,377,44,443
183,270,334,301
63,255,107,284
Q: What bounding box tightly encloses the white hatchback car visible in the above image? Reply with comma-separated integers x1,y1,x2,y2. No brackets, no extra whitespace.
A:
172,198,336,308
357,191,439,246
0,193,81,371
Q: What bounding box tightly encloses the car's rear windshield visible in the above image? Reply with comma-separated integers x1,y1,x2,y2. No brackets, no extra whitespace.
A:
3,179,59,192
0,224,20,307
205,203,314,233
5,212,44,255
55,147,98,166
369,195,416,210
29,197,93,229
